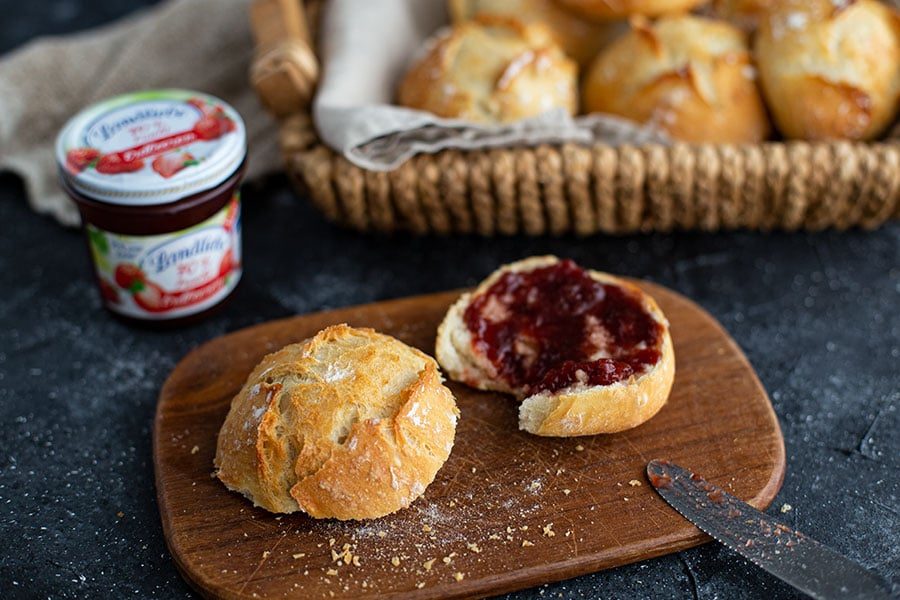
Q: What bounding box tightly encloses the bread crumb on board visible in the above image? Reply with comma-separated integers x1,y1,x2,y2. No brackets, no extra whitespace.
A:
542,523,555,537
522,540,534,547
453,572,465,582
781,503,792,513
391,556,401,567
422,558,436,571
628,479,642,487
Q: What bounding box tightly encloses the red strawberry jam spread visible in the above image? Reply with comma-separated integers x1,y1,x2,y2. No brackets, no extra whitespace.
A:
56,90,246,325
463,260,663,395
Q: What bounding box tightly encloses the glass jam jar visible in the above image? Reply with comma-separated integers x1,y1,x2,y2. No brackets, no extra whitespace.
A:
56,89,246,325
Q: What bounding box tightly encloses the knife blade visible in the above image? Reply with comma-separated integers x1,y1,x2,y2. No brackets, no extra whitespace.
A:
646,459,892,600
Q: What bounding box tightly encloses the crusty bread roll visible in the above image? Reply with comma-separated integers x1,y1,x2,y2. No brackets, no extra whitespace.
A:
557,0,707,21
397,15,578,123
215,325,459,519
755,0,900,141
436,256,674,437
448,0,627,66
582,15,771,143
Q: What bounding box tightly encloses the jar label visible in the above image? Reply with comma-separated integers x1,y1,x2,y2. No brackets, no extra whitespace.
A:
87,194,241,319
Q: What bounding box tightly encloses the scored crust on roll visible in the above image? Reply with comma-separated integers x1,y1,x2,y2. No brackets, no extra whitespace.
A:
754,0,900,141
448,0,628,67
582,14,771,144
397,14,578,123
436,256,674,437
214,325,459,520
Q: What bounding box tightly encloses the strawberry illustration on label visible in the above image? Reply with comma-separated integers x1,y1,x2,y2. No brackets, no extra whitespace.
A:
191,96,236,141
114,264,146,291
66,148,100,173
186,97,208,113
132,281,166,313
220,118,236,133
96,154,145,175
194,116,225,141
98,278,121,305
151,152,197,179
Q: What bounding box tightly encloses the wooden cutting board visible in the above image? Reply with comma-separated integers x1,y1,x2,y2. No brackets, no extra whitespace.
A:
154,282,785,600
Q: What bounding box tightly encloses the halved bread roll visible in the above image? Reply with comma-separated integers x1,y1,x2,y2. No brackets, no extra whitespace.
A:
436,256,674,436
215,324,459,519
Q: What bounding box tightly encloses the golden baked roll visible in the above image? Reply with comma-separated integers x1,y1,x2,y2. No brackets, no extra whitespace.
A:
397,15,578,123
448,0,627,66
755,0,900,141
582,15,771,143
214,325,459,520
557,0,708,21
710,0,775,31
436,256,675,437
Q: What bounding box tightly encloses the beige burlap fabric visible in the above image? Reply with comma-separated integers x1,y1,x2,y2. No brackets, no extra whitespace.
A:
0,0,279,227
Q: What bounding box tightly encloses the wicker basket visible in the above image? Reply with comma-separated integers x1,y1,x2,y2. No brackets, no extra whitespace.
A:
249,0,900,235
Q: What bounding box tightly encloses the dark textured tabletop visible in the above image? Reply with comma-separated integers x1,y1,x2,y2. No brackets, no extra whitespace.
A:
1,2,898,599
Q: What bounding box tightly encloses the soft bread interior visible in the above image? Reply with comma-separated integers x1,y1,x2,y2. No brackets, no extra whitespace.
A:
518,393,557,433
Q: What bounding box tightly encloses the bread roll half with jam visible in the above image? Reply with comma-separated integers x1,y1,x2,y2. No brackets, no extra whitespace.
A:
436,256,674,437
215,325,459,520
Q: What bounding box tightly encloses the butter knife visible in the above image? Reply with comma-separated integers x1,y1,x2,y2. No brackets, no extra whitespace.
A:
646,459,893,600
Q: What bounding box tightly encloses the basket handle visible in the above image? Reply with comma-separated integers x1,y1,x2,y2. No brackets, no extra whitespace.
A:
249,0,319,118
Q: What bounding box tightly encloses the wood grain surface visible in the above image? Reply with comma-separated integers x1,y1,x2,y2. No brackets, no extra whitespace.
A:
154,282,785,599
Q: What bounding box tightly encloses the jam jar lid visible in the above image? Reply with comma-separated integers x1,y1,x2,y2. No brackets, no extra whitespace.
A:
55,89,246,206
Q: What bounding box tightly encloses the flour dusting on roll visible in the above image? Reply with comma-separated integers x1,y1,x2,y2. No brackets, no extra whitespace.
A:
582,15,771,143
755,0,900,141
215,325,459,520
397,15,578,123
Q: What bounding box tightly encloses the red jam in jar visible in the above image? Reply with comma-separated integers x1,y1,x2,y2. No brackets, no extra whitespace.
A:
463,259,663,395
55,90,246,325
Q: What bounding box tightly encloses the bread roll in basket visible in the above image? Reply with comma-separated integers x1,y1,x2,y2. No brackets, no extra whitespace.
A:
249,0,900,235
